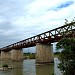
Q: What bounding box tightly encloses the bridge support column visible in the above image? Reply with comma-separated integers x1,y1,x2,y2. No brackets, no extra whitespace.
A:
1,51,11,60
11,49,23,61
36,43,54,64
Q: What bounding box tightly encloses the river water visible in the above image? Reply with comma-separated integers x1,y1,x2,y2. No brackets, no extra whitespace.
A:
0,58,62,75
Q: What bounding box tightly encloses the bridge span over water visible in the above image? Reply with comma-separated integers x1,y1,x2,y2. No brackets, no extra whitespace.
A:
0,21,75,64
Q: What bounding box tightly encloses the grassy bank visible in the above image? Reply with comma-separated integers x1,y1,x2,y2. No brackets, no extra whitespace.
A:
23,53,35,59
23,52,60,59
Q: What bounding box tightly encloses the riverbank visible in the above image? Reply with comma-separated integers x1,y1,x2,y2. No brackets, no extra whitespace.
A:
23,52,60,59
23,53,35,59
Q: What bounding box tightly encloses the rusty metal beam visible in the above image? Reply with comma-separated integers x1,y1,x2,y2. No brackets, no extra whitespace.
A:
0,22,75,51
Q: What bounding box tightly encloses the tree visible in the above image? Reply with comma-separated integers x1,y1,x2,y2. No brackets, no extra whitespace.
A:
56,38,75,75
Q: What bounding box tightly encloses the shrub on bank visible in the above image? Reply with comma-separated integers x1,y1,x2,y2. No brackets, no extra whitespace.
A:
29,54,35,59
2,64,8,68
23,53,35,59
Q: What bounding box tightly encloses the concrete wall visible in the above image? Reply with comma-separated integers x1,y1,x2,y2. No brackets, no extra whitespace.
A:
1,51,11,60
11,49,23,61
36,43,54,64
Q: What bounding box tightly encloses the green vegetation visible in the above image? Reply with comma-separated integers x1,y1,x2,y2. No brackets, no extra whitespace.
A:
52,73,54,75
56,38,75,75
2,64,8,68
23,53,35,59
54,52,60,57
2,64,8,70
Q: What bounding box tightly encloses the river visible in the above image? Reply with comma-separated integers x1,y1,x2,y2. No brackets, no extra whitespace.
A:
0,58,62,75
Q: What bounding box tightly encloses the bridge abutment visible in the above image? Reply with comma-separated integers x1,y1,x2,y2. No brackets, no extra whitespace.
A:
36,43,54,64
11,49,23,61
1,51,11,60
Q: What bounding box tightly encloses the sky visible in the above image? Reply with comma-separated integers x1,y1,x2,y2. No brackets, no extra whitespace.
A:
0,0,75,53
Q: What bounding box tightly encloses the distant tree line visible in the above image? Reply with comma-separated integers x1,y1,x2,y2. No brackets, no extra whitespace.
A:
23,53,35,59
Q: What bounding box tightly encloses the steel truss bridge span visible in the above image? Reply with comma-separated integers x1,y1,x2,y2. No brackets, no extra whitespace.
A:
0,22,75,51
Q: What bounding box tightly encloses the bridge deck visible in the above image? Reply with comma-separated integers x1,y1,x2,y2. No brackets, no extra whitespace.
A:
0,22,75,51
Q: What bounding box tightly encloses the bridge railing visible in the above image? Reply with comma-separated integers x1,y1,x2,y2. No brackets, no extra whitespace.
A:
0,21,75,51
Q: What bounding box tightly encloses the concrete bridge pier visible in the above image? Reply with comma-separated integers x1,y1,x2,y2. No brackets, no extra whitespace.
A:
1,51,11,60
36,43,54,64
11,49,23,61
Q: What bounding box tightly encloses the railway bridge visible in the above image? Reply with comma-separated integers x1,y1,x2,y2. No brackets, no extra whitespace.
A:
0,21,75,64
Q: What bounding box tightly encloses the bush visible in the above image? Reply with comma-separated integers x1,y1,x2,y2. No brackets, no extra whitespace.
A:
2,64,8,68
29,54,35,59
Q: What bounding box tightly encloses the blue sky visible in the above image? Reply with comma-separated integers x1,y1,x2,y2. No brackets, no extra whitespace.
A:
57,1,73,8
0,0,74,52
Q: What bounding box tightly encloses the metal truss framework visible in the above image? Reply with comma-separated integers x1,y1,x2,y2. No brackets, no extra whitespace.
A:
0,22,75,51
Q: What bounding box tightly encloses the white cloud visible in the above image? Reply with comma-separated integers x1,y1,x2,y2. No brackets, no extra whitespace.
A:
0,0,74,49
26,0,73,15
12,0,74,33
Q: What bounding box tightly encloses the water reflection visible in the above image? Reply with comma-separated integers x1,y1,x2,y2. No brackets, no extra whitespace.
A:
0,60,23,75
23,59,36,75
11,61,23,75
0,59,62,75
36,64,54,75
54,58,62,75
